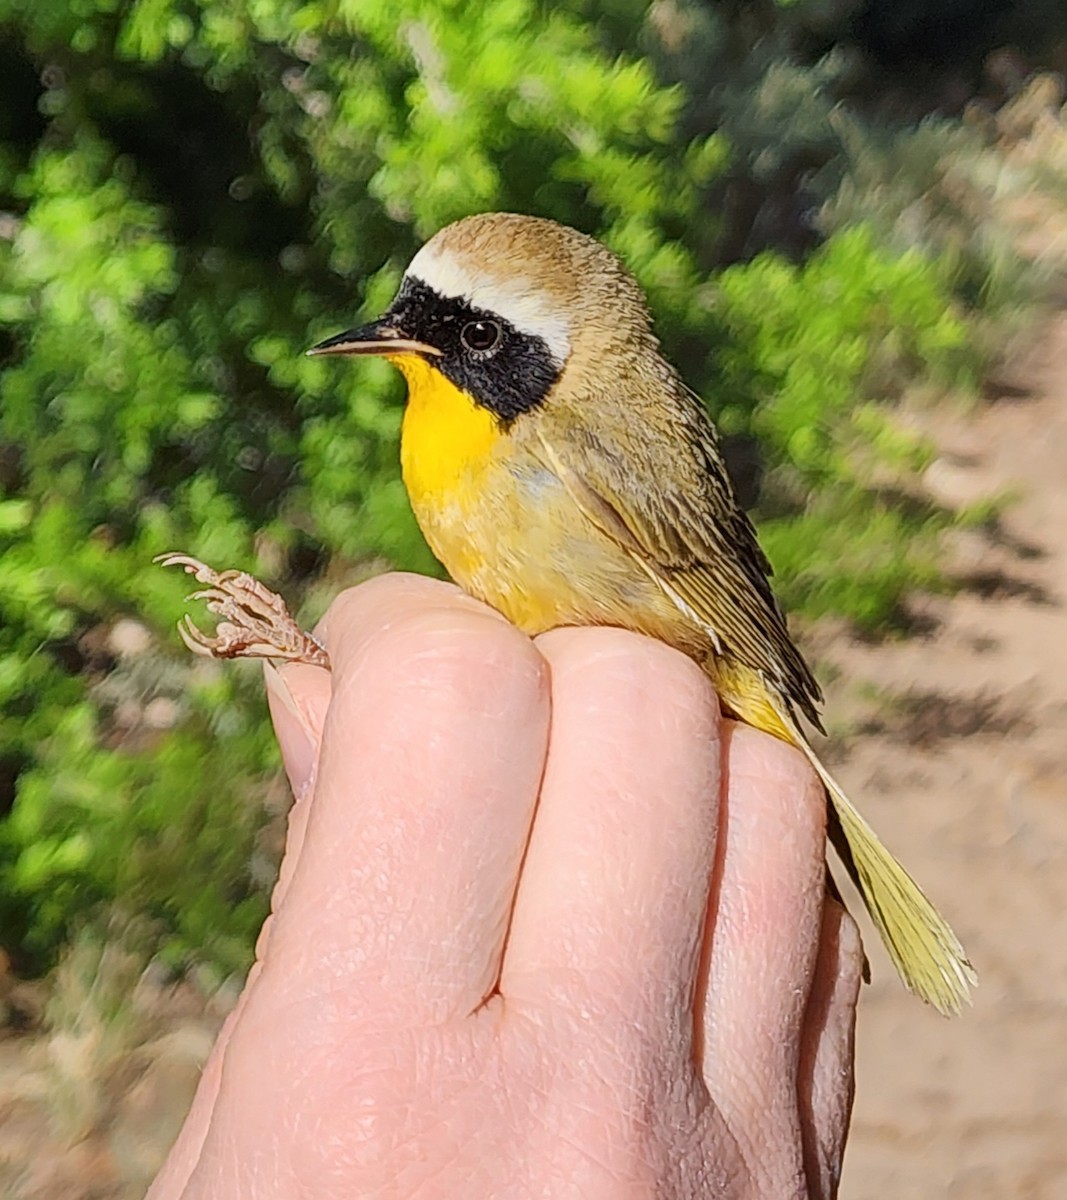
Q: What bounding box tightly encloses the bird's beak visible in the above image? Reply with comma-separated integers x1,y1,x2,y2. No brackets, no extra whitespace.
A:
306,318,441,359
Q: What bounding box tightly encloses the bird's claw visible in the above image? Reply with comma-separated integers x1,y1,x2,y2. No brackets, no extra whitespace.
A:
155,553,330,669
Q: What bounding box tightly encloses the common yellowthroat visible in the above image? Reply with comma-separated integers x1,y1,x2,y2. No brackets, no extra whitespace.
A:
301,212,975,1015
168,212,972,1014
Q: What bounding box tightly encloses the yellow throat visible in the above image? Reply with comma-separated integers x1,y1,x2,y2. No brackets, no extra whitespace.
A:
393,354,503,509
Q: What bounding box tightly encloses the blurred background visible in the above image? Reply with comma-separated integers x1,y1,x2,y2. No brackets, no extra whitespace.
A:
1,0,1066,1195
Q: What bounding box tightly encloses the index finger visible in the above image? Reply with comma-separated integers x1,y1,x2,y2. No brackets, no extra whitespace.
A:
244,573,551,1023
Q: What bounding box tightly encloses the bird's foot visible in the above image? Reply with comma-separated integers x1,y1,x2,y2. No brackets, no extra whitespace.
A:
155,553,330,669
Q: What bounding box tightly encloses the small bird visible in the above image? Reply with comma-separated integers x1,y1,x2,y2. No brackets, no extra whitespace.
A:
167,212,974,1013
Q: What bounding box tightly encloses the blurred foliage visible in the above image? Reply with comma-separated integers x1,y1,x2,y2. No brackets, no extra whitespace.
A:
0,0,1062,974
712,225,973,622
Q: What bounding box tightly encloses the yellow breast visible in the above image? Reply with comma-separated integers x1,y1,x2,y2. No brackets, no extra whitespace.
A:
392,353,704,651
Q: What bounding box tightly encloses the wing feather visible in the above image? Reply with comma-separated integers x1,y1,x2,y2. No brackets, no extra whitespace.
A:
533,379,824,730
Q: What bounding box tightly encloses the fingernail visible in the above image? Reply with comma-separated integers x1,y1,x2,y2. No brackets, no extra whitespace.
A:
264,662,320,798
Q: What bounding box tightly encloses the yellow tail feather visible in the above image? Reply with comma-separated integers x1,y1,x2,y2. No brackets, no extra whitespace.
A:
805,748,976,1016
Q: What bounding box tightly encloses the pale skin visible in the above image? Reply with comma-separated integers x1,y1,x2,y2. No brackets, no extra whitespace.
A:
148,573,863,1200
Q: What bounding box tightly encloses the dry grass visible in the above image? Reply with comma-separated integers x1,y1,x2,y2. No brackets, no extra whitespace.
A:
0,931,224,1200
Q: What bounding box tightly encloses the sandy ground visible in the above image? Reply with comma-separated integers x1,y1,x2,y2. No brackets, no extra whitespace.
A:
832,316,1067,1197
1,317,1065,1197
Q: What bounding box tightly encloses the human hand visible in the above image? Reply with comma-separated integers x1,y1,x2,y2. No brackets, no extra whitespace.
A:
149,573,863,1200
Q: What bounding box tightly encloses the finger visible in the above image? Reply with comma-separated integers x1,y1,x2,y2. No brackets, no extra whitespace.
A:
149,651,335,1197
698,723,826,1191
502,626,722,1028
145,1002,243,1200
238,572,551,1024
798,896,863,1200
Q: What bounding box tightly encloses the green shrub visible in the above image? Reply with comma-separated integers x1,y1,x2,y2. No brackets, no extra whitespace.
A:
0,0,727,974
707,225,974,619
0,0,1027,974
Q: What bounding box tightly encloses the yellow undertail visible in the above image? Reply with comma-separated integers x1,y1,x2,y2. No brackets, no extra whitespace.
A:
717,660,976,1016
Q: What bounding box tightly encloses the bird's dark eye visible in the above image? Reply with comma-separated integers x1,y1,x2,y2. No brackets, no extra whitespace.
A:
460,319,502,354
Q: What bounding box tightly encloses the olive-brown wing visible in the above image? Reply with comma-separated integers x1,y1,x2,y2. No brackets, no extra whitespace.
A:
532,386,823,729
